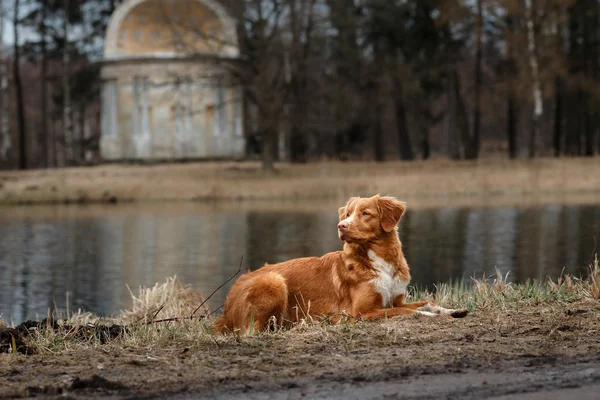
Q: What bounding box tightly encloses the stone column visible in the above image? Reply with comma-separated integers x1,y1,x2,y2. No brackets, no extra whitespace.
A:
100,79,121,160
132,76,151,159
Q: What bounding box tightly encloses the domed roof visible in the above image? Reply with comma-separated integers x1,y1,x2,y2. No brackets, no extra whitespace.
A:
104,0,239,60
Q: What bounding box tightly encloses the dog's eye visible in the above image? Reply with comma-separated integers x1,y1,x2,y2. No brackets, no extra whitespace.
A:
362,211,369,216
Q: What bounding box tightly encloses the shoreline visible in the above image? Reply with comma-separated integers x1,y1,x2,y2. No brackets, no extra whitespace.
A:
2,158,600,398
1,157,599,206
1,271,599,399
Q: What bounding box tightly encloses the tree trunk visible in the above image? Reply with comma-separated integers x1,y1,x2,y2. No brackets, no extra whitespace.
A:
446,68,473,159
453,69,472,157
524,0,543,159
507,92,517,159
262,127,277,172
552,2,567,158
576,91,584,156
583,3,596,157
584,101,594,156
391,58,413,161
421,129,430,160
553,77,562,157
372,40,385,162
40,9,49,168
62,0,73,165
446,69,461,160
373,104,385,162
0,2,11,162
50,116,56,167
595,2,600,156
469,0,483,160
504,12,519,159
565,90,580,156
13,0,27,170
79,102,86,162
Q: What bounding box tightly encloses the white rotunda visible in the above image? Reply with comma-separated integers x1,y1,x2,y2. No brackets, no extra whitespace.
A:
100,0,245,160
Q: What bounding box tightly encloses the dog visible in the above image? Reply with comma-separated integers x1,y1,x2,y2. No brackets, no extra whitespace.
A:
214,195,467,333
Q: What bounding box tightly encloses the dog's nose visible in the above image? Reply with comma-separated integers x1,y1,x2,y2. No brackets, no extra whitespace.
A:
338,221,349,231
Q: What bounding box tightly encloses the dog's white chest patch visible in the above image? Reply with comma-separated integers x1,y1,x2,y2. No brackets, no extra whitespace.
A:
368,250,408,308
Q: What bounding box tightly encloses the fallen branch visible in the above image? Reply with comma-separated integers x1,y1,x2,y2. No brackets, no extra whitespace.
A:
190,255,244,318
148,316,191,324
148,304,225,325
134,302,167,325
206,304,224,319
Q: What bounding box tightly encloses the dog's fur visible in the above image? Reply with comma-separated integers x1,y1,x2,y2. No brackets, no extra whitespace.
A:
214,195,467,333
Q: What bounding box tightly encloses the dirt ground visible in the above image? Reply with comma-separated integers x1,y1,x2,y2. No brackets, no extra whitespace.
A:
2,300,599,399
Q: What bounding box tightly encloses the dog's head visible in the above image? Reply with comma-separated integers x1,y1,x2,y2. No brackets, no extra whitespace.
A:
337,195,406,243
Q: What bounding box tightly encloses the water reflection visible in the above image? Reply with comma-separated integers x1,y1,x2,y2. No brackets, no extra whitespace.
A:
0,202,598,323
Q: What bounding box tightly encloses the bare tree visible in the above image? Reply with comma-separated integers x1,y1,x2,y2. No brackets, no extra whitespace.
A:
286,0,318,162
371,38,385,162
40,4,49,167
504,11,518,159
234,0,288,172
524,0,543,158
62,0,73,165
552,2,567,157
469,0,483,160
446,66,461,160
391,52,413,161
13,0,27,170
0,1,11,162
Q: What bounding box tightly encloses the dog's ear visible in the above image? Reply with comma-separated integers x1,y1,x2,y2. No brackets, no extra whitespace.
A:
378,196,406,232
339,197,359,220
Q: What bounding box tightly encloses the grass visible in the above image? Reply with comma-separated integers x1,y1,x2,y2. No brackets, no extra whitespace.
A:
1,157,600,206
2,254,598,356
412,254,600,313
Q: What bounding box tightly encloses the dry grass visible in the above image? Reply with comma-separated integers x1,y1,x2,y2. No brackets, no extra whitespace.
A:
1,157,600,205
16,277,214,355
589,254,600,300
3,256,599,355
411,255,600,312
121,276,209,323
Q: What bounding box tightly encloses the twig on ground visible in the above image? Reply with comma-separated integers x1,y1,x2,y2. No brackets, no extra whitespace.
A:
190,255,244,318
134,302,166,324
206,304,224,319
146,257,243,324
149,316,191,324
151,302,166,321
208,332,222,348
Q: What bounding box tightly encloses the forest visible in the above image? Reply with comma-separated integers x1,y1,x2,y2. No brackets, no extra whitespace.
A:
0,0,599,171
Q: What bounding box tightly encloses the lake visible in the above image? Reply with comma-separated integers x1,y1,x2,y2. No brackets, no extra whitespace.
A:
1,199,599,324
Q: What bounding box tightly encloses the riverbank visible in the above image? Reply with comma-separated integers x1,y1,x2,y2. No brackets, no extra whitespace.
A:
1,263,599,399
1,157,599,206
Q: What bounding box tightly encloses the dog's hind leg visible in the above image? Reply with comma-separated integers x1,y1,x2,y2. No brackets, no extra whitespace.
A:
357,307,419,320
244,272,289,333
393,295,467,318
400,301,468,318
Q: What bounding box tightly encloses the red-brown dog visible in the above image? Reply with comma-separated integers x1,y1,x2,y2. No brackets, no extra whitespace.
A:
214,195,467,333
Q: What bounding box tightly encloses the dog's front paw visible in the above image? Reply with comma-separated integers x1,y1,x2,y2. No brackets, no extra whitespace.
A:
450,309,468,318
